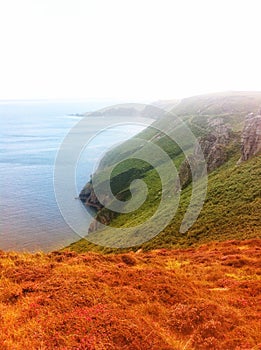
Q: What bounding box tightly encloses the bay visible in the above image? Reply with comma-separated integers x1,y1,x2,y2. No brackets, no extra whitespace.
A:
0,101,150,252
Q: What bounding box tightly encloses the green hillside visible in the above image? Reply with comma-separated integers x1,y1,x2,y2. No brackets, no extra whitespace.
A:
68,92,261,253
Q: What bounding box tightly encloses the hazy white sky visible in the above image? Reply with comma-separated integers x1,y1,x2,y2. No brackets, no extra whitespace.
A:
0,0,260,101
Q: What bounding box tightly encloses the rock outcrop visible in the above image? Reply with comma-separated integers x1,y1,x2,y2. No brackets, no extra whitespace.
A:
80,178,121,232
238,112,261,163
79,181,105,211
178,118,233,189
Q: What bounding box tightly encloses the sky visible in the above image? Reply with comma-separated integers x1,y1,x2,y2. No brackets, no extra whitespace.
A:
0,0,260,101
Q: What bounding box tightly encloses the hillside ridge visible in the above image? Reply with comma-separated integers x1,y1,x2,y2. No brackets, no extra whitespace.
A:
75,94,261,253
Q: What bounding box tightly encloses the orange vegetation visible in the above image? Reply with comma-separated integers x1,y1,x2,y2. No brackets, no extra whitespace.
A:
0,239,260,350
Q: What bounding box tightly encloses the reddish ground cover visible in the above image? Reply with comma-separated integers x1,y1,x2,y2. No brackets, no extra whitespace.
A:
0,238,260,349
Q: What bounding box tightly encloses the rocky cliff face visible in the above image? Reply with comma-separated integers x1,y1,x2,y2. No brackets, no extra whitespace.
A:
79,181,117,233
79,181,104,211
178,112,261,190
178,118,234,189
197,118,233,172
238,112,261,163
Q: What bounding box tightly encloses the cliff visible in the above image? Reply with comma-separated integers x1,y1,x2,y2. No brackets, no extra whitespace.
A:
79,180,104,211
178,118,235,189
76,93,261,251
238,112,261,162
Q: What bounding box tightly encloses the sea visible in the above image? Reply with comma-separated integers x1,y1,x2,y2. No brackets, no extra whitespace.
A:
0,100,151,252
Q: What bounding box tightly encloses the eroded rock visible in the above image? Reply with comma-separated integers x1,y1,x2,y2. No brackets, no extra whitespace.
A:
238,112,261,163
178,118,233,189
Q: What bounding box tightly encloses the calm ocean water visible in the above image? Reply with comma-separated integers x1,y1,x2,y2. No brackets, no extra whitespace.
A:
0,101,150,252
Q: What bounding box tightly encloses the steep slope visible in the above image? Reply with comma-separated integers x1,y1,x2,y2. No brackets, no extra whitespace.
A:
70,149,261,253
72,92,261,253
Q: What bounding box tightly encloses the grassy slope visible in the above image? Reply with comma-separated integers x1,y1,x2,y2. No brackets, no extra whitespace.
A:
69,148,261,253
145,153,261,249
1,239,261,349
